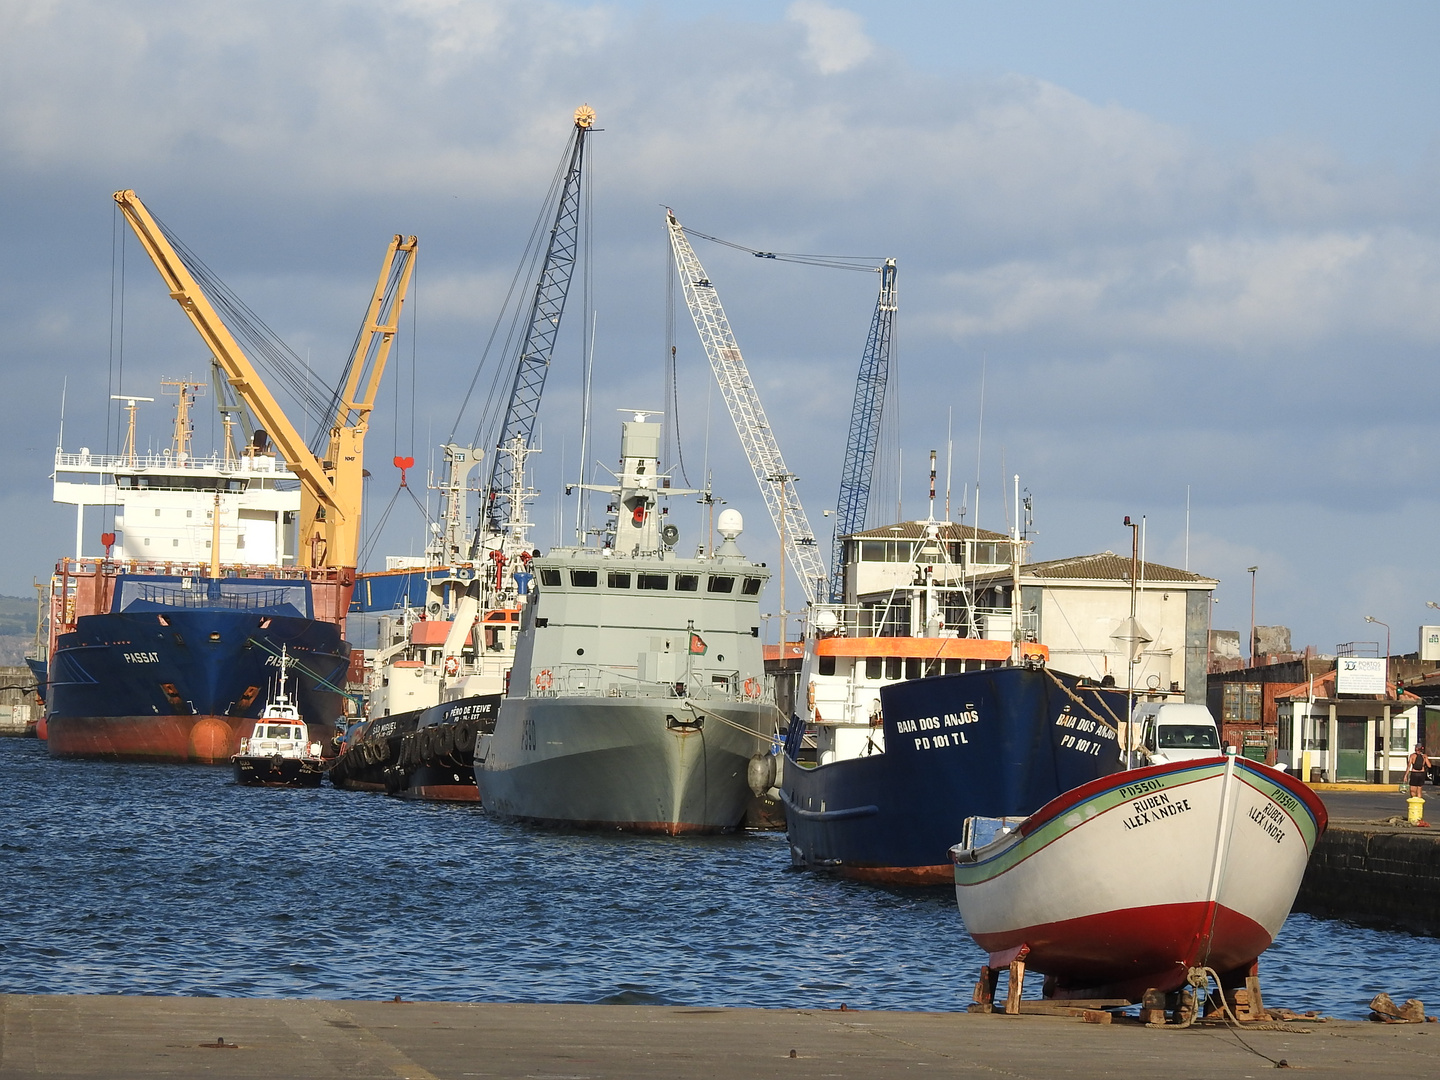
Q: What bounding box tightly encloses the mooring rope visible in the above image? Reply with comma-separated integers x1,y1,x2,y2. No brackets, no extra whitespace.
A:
1153,966,1304,1066
1040,668,1124,737
682,700,778,744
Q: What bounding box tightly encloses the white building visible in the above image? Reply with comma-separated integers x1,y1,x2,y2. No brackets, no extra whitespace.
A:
969,552,1217,704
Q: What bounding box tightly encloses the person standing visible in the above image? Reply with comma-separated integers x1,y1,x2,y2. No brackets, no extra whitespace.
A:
1407,744,1432,799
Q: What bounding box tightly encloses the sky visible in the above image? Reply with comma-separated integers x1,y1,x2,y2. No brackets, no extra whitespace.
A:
2,0,1439,654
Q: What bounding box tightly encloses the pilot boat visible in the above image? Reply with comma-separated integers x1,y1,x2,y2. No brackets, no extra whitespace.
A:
232,647,325,787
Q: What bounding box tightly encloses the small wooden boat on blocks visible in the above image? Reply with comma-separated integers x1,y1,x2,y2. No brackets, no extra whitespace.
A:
950,750,1327,1007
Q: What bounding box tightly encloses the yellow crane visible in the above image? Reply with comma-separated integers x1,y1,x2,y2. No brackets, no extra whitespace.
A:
113,190,417,572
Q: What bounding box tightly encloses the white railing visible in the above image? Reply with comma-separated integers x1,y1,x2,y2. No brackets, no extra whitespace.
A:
804,602,1039,639
528,662,747,702
54,449,292,476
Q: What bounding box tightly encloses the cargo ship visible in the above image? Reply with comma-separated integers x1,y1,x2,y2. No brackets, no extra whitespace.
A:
43,385,352,763
44,192,421,764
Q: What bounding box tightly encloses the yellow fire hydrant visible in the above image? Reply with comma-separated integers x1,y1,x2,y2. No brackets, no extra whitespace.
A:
1407,796,1426,825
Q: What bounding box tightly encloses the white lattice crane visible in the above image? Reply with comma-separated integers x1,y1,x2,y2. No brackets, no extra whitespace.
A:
666,209,827,606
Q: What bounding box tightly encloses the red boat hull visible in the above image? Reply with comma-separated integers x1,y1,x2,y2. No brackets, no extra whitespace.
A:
972,901,1272,997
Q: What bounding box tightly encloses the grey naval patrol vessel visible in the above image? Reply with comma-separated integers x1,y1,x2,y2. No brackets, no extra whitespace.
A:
476,414,782,834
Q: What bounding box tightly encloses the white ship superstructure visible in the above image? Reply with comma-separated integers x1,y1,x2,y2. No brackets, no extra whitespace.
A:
53,385,296,567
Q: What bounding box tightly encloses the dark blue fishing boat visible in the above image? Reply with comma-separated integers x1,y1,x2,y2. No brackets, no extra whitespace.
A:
781,664,1127,884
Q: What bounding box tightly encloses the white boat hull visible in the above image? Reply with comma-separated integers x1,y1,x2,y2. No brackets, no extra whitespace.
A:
951,754,1328,997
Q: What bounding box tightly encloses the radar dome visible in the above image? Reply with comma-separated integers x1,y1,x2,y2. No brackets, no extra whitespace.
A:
716,508,744,540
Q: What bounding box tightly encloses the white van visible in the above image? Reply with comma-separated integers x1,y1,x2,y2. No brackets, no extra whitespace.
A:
1129,701,1222,764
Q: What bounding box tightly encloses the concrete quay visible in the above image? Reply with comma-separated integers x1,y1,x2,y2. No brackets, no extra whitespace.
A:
1295,788,1440,935
2,994,1437,1080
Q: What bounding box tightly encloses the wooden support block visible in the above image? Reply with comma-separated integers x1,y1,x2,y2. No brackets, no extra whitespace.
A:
1014,999,1132,1016
1241,975,1267,1022
1138,988,1167,1025
972,965,996,1010
1171,988,1197,1026
1081,1010,1113,1024
1004,957,1026,1015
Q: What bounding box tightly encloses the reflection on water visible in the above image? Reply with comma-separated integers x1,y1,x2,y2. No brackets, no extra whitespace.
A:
1,739,1434,1016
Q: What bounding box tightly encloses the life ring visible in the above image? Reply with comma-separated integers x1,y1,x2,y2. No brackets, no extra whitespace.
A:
806,682,816,710
535,669,554,692
444,655,460,677
743,677,761,700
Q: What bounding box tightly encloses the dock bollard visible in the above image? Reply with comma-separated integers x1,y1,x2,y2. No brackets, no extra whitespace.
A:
1407,796,1425,825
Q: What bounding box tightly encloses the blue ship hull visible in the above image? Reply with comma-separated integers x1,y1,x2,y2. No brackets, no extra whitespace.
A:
781,666,1127,884
46,575,349,763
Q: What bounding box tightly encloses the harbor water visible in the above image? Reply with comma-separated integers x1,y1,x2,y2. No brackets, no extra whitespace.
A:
2,738,1435,1017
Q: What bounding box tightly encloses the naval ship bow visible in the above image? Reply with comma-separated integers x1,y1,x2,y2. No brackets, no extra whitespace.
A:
475,413,783,834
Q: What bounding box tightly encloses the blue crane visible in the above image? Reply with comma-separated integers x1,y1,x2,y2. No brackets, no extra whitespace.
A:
478,105,594,542
829,259,897,603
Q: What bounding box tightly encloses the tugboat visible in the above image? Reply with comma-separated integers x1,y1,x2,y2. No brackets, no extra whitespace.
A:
476,414,783,834
232,648,325,787
329,442,526,799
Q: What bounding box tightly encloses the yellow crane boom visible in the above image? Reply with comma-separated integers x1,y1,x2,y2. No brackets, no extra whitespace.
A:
113,190,417,571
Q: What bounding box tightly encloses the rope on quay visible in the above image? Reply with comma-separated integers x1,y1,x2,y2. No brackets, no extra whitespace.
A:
1156,966,1309,1067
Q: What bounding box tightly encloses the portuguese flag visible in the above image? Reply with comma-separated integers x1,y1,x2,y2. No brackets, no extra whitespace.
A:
689,632,708,656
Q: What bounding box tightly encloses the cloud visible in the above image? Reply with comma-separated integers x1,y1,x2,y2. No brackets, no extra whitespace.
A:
2,1,1439,649
786,0,874,75
926,228,1440,350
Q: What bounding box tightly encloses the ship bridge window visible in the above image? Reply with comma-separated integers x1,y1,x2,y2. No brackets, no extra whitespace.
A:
818,655,836,677
637,573,668,590
607,572,631,589
859,539,925,563
540,569,561,587
570,570,598,587
675,574,699,592
742,578,761,595
706,575,735,594
865,657,882,679
970,541,1008,565
885,657,902,680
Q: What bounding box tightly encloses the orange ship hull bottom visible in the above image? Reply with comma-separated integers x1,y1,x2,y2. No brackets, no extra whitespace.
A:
48,714,277,765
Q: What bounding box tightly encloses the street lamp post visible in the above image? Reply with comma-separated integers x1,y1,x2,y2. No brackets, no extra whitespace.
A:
1247,566,1259,666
